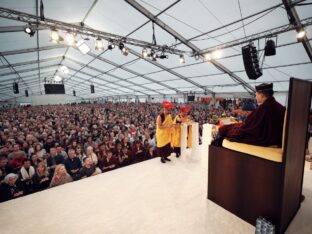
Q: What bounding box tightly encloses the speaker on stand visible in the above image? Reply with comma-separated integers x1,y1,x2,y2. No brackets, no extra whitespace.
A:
13,82,19,94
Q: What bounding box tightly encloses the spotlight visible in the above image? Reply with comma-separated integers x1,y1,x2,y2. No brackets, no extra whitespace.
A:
119,42,124,50
297,29,306,42
142,48,148,58
95,37,104,51
50,29,62,43
151,50,157,61
264,39,276,56
76,39,90,54
60,65,69,74
179,54,185,64
122,47,129,56
212,49,223,59
24,25,35,36
65,32,76,46
108,43,115,50
54,75,62,82
194,53,199,60
204,53,212,61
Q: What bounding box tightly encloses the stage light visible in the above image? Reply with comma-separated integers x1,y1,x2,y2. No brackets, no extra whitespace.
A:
119,42,124,50
24,25,35,36
179,54,185,64
150,50,157,61
50,29,60,43
95,37,104,51
76,39,90,54
204,53,212,61
65,32,76,46
297,29,306,41
60,65,69,74
194,53,199,60
54,75,62,82
212,49,223,59
122,47,129,56
108,43,115,50
142,48,148,58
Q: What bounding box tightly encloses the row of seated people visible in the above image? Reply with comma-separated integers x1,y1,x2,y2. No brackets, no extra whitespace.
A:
0,142,157,203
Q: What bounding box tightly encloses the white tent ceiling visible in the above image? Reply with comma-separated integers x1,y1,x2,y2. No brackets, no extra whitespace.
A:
0,0,311,101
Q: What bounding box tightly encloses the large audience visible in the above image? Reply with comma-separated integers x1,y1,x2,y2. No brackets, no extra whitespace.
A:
0,100,249,202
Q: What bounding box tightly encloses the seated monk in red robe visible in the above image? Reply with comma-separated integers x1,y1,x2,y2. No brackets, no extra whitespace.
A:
213,83,286,147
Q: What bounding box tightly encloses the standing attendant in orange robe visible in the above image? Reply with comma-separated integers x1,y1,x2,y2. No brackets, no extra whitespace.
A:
172,105,192,158
156,101,174,163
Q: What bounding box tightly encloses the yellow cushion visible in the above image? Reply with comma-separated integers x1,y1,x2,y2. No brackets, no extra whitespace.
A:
222,139,283,163
282,110,287,151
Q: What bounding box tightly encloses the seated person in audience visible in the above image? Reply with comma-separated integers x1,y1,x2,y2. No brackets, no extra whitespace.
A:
0,169,5,187
49,164,72,188
79,157,101,179
75,146,86,164
8,144,27,171
212,83,286,147
118,146,132,167
85,146,98,166
143,139,150,152
47,147,64,174
0,173,24,202
132,140,145,163
84,136,94,153
43,136,55,153
18,158,35,194
114,142,123,158
101,150,118,172
0,156,13,178
97,143,106,166
64,149,82,180
56,145,68,160
145,145,157,159
122,136,131,150
30,153,42,168
34,143,46,161
33,162,51,191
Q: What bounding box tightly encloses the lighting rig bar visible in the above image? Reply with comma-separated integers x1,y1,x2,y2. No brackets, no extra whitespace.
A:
199,16,312,55
0,7,187,55
282,0,312,62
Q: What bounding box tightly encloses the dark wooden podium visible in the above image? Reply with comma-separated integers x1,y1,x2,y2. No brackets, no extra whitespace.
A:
208,78,311,234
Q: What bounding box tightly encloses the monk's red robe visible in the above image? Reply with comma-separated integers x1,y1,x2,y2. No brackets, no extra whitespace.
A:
219,97,286,147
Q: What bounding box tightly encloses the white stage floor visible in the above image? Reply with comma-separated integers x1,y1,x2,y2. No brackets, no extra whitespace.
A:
0,153,311,234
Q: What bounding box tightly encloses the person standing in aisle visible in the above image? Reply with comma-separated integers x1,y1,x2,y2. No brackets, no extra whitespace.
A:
156,101,174,163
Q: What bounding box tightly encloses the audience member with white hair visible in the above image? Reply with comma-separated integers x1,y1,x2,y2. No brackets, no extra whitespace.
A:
0,173,24,202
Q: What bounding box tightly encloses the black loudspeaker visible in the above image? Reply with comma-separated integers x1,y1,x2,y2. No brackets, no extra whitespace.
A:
73,90,76,96
13,82,19,94
264,39,276,56
25,90,29,97
91,84,95,93
242,43,262,80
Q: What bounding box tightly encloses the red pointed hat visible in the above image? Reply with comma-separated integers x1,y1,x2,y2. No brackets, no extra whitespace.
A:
162,101,174,109
180,105,191,113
